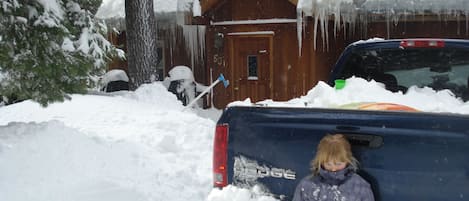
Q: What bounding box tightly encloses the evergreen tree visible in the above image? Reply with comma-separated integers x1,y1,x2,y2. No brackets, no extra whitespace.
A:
0,0,121,106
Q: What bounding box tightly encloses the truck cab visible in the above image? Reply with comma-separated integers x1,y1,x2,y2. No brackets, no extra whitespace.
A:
329,39,469,100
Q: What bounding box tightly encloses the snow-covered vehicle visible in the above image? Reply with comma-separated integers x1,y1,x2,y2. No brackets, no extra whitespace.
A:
213,39,469,201
100,69,129,92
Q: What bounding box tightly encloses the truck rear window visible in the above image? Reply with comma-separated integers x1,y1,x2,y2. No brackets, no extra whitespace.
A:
339,48,469,100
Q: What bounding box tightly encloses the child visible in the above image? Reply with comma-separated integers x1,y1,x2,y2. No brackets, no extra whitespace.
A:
292,134,375,201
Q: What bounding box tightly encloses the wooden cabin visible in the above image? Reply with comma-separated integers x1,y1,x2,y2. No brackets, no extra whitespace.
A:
197,0,469,108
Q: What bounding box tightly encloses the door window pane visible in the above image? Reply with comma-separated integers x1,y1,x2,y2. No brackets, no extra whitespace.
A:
247,55,258,80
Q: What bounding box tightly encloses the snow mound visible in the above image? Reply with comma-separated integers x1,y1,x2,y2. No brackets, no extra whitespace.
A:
0,82,192,140
0,121,149,201
0,82,217,201
229,77,469,114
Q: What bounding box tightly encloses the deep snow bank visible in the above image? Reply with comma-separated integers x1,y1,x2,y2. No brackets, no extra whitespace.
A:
0,82,216,201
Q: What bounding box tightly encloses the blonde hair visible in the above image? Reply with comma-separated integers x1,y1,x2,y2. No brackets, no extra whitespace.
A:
310,134,358,174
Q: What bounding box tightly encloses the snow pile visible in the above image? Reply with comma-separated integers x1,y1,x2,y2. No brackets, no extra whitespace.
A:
230,77,469,114
0,121,153,200
0,82,220,201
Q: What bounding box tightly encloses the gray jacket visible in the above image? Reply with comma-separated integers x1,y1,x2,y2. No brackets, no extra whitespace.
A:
292,166,374,201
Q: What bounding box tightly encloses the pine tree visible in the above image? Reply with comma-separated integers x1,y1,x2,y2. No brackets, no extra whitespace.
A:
0,0,121,106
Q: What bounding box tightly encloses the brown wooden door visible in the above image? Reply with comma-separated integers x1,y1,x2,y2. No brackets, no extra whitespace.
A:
229,36,272,102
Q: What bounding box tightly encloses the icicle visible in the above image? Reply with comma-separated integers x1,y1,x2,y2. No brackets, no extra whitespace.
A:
182,25,195,69
166,21,179,68
323,9,329,52
466,10,469,36
198,26,206,62
386,9,390,39
313,11,319,50
333,1,340,38
182,25,206,70
297,7,303,57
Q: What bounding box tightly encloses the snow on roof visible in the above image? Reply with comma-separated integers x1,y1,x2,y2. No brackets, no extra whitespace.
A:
96,0,196,19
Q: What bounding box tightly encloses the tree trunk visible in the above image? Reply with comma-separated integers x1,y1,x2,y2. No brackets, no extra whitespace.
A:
125,0,158,90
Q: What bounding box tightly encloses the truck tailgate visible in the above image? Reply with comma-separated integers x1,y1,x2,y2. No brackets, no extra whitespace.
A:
219,106,469,201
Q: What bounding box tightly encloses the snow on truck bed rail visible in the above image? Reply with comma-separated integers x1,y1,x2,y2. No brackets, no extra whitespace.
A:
228,77,469,115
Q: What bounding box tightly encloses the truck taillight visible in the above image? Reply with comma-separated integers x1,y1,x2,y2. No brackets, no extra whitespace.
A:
400,39,445,48
213,124,228,187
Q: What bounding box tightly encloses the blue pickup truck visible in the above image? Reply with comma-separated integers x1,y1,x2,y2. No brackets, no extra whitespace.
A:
213,39,469,201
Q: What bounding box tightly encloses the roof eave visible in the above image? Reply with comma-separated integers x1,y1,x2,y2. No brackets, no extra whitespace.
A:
201,0,298,14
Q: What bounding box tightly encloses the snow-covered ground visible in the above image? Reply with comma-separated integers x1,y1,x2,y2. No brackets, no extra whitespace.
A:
0,83,217,201
1,77,469,201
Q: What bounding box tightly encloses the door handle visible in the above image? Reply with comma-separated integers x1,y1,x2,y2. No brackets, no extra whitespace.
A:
345,134,383,149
